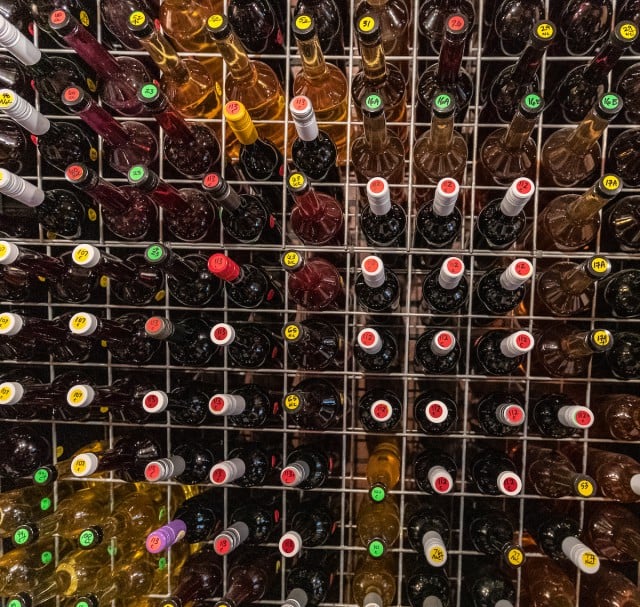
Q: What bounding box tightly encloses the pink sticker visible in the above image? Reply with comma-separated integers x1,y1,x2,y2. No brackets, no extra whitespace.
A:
203,173,219,188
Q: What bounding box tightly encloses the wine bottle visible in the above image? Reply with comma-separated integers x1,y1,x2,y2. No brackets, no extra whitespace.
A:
414,177,462,250
536,325,613,377
202,173,281,245
143,243,222,308
472,259,533,320
0,115,32,174
422,257,468,316
354,327,399,372
31,439,108,486
137,82,220,179
360,177,407,248
557,0,613,55
358,389,402,433
68,311,161,365
531,393,594,437
541,94,623,188
287,170,344,245
581,568,640,607
209,442,280,488
589,393,640,441
61,85,158,175
0,89,98,172
280,444,337,490
0,256,37,303
473,392,525,436
352,553,397,607
70,243,164,306
210,322,283,369
469,449,523,496
414,329,460,375
583,447,640,503
34,0,97,37
493,0,544,55
145,442,217,484
279,497,339,558
145,316,218,367
584,502,640,562
282,550,337,607
294,0,344,59
357,495,400,558
0,483,65,537
65,163,157,241
367,442,401,502
142,383,213,427
537,255,612,316
209,384,279,428
213,551,280,607
468,506,525,569
0,210,37,238
417,13,473,122
620,0,640,51
354,0,409,60
406,503,450,567
0,169,92,239
413,92,467,196
474,329,534,376
461,564,516,607
521,555,576,607
414,449,456,496
159,0,223,56
99,0,158,50
283,377,344,430
48,8,151,116
418,0,475,53
281,249,344,311
608,129,640,188
160,548,223,607
553,21,638,123
414,391,457,435
213,502,279,555
282,319,343,370
355,256,401,313
406,563,451,607
487,20,556,122
607,332,640,380
617,61,640,123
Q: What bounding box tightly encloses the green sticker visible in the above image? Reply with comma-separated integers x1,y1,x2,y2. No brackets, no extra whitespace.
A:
107,542,117,556
368,540,385,558
158,557,167,570
41,551,52,565
40,497,52,511
364,94,382,111
434,93,452,110
370,486,386,502
33,468,49,484
79,529,96,547
13,527,30,545
140,83,158,99
524,93,542,110
601,93,620,110
128,165,146,182
158,506,166,521
145,245,165,261
8,599,22,607
76,601,90,607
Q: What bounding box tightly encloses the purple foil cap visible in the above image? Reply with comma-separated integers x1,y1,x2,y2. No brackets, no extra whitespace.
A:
146,519,187,553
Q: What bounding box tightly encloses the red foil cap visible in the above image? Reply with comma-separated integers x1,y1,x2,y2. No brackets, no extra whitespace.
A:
208,253,240,282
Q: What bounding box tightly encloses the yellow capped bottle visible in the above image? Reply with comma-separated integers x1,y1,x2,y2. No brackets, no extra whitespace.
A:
356,496,400,559
352,553,397,607
366,442,401,502
32,440,109,486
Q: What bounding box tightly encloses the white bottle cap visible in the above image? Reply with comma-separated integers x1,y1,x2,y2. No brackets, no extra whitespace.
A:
361,255,386,288
210,323,236,346
500,331,534,358
496,471,523,496
363,592,383,607
366,177,392,216
370,399,393,423
71,453,100,477
422,598,444,607
0,312,23,335
214,521,250,555
289,95,319,141
66,384,95,408
357,328,383,355
432,178,460,216
495,403,526,427
280,461,311,486
0,381,24,405
428,465,454,494
71,244,101,268
630,474,640,496
424,400,449,424
0,169,45,207
279,530,303,557
499,178,535,217
561,536,600,574
422,530,447,567
68,312,99,336
142,390,169,413
499,259,533,290
0,89,50,136
0,240,20,265
430,330,456,356
495,602,514,607
209,393,247,416
557,405,594,429
0,15,41,66
209,458,246,485
282,588,309,607
438,257,465,289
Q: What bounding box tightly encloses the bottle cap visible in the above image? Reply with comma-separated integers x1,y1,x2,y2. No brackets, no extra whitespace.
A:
283,392,302,413
366,177,392,215
127,10,154,35
496,471,523,496
282,322,304,343
68,312,99,336
281,250,304,272
361,255,386,288
33,465,57,486
126,165,155,190
423,400,449,424
432,178,460,216
210,323,236,346
208,253,241,282
209,394,246,416
280,461,310,486
66,384,95,408
531,20,556,46
573,475,596,498
144,459,174,482
630,474,640,496
363,592,384,607
431,91,455,119
0,312,23,336
223,100,258,145
287,171,309,195
12,524,37,547
357,328,383,355
0,169,45,207
283,588,309,607
499,178,535,217
0,88,50,135
500,331,534,358
137,81,164,106
369,482,387,502
142,390,169,413
595,93,623,120
61,85,91,111
291,13,317,41
518,93,544,119
144,243,170,265
0,381,24,405
495,403,526,427
430,330,456,356
70,453,99,477
557,405,594,429
583,256,611,280
65,163,95,188
355,13,381,44
361,93,384,119
367,538,385,558
595,173,623,199
279,530,303,557
428,465,454,494
422,530,447,567
214,521,249,555
561,536,600,574
499,259,533,290
77,526,103,549
612,21,639,46
587,329,613,352
0,240,19,265
146,520,187,553
0,14,42,66
290,96,318,141
422,598,443,607
444,13,470,39
370,399,393,423
206,14,231,38
209,458,246,485
144,316,173,340
438,257,464,290
48,8,74,33
503,544,526,568
71,244,101,268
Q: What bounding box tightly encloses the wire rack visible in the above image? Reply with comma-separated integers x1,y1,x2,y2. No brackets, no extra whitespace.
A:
1,0,639,606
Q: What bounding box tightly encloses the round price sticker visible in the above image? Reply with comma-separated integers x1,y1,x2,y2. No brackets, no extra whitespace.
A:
63,87,80,103
0,242,6,259
446,258,462,274
71,314,88,330
619,22,638,40
78,529,96,547
516,333,532,349
72,247,91,264
358,16,375,32
13,527,30,545
283,324,300,341
373,402,390,419
0,90,15,107
523,94,542,112
209,396,225,412
65,164,85,182
369,178,385,194
364,257,379,272
292,96,308,111
434,475,451,493
41,551,52,565
288,173,305,189
515,260,532,276
145,245,164,262
72,458,87,474
128,165,146,182
577,479,595,497
429,545,446,564
360,330,376,346
602,175,621,191
365,94,382,111
281,468,297,485
212,325,228,341
79,10,90,26
516,178,532,194
601,94,620,111
590,257,609,274
440,179,456,194
284,394,300,411
215,536,231,554
437,332,453,348
0,384,15,404
145,463,161,480
428,402,445,420
140,83,158,99
370,486,385,502
283,251,300,267
225,101,241,115
87,208,97,222
295,15,312,30
40,497,51,511
368,540,384,558
581,552,599,570
203,173,219,189
281,538,296,554
502,476,520,493
507,547,524,567
207,14,224,29
33,468,50,485
574,409,593,427
211,468,227,483
506,405,524,424
129,11,146,26
536,22,555,38
145,317,163,334
68,388,87,406
434,93,452,110
0,314,12,330
447,15,465,31
592,330,611,347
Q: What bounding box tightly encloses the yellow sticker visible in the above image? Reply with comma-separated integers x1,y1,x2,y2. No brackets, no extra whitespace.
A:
71,314,87,330
154,290,166,302
56,445,64,458
275,559,281,573
99,406,109,413
602,175,620,191
295,14,312,30
79,10,90,27
358,16,375,32
0,243,6,257
100,276,108,288
46,231,57,240
536,22,555,39
288,173,304,189
284,394,300,410
73,247,91,263
590,257,609,274
87,208,97,222
581,552,599,569
429,546,446,563
68,388,86,405
620,22,638,40
86,78,97,93
72,458,87,474
129,11,146,26
0,90,15,107
207,14,224,29
215,81,222,97
0,313,11,328
283,251,300,267
592,330,611,347
89,147,98,161
0,384,14,403
507,548,524,567
577,479,594,497
283,324,300,341
37,276,46,282
100,340,108,348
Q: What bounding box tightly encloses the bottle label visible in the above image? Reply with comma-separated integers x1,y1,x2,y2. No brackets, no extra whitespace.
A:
40,497,52,511
0,90,15,108
507,547,524,567
434,93,453,110
577,479,595,497
523,94,542,112
288,173,305,189
140,83,159,100
41,551,52,565
358,16,375,33
536,22,555,39
129,11,147,26
283,324,300,341
284,394,300,411
282,251,300,268
592,330,611,347
364,94,382,111
294,14,312,31
368,540,384,558
79,10,90,27
589,257,609,275
600,95,620,112
620,22,638,40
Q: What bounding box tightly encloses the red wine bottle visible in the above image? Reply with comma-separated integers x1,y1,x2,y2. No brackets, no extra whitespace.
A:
62,86,158,175
414,329,460,374
0,115,32,174
100,0,159,50
360,177,407,248
284,377,344,430
472,259,533,320
144,442,217,485
531,393,594,438
0,259,41,303
602,269,640,318
213,551,280,607
208,253,283,309
355,255,401,314
422,256,468,315
142,383,213,427
414,177,462,250
557,0,612,56
145,316,219,367
474,392,526,436
407,503,451,568
210,322,283,369
213,502,280,556
468,506,525,570
469,449,523,496
34,0,98,37
474,329,534,376
209,442,280,488
354,327,399,372
414,448,457,495
280,445,337,490
414,390,457,435
208,383,280,428
358,389,402,432
202,172,281,244
0,50,34,101
65,163,157,241
281,319,343,370
138,82,220,179
419,0,476,53
279,497,339,558
494,0,544,55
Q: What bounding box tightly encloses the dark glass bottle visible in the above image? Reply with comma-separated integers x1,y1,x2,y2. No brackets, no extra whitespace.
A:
354,327,399,372
557,0,613,56
161,549,223,607
494,0,544,55
0,4,36,36
145,443,217,485
607,332,640,380
145,316,218,367
407,504,450,568
608,129,640,188
474,392,526,436
293,0,344,58
210,322,283,369
414,329,460,375
603,269,640,318
141,384,211,427
208,383,279,428
283,551,337,607
617,62,640,123
414,391,457,435
360,176,407,248
280,445,336,489
414,177,462,250
34,0,98,37
355,255,401,314
469,450,523,496
0,117,31,174
406,564,451,607
418,0,475,53
462,566,516,607
0,49,31,98
279,498,338,558
0,210,37,238
213,502,279,556
100,0,158,50
213,552,280,607
358,389,403,432
472,259,533,319
209,443,280,488
474,329,534,376
422,256,468,315
0,426,51,479
282,319,343,370
284,377,344,430
414,448,457,495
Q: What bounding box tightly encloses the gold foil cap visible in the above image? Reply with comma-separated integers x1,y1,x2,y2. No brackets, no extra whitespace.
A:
223,100,258,145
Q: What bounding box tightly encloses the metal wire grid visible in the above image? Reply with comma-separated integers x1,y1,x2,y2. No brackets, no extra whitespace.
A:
0,0,639,605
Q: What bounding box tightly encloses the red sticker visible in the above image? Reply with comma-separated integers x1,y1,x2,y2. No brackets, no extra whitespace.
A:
275,28,283,46
515,261,531,276
441,179,457,194
210,396,224,412
30,134,38,146
434,476,451,492
428,403,444,419
148,534,160,550
226,101,240,115
266,289,275,301
364,258,379,273
65,164,84,181
516,179,532,194
269,215,276,228
145,317,162,333
50,9,66,24
576,410,592,426
211,468,226,483
146,463,160,480
273,509,280,523
63,87,80,102
506,405,524,423
203,173,219,188
215,537,230,554
281,538,295,554
144,394,159,409
516,333,531,349
293,96,308,110
437,332,453,348
502,476,518,492
281,468,297,484
360,331,376,346
213,326,228,340
373,402,390,420
446,258,462,274
369,179,385,194
278,165,285,177
448,15,465,31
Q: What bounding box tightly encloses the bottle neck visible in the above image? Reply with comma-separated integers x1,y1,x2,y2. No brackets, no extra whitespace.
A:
91,387,137,409
165,254,201,283
560,332,596,358
565,109,609,155
363,113,389,150
98,255,140,283
224,576,260,607
428,114,454,152
583,38,625,82
360,41,387,84
97,449,137,472
153,106,195,142
139,28,190,84
145,181,187,214
292,513,322,541
541,461,581,493
93,318,137,343
503,112,536,151
83,178,131,214
297,36,328,80
12,250,66,280
565,183,611,223
437,35,465,85
510,43,545,84
215,32,255,80
77,102,130,147
558,263,597,295
23,317,69,344
292,188,325,218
